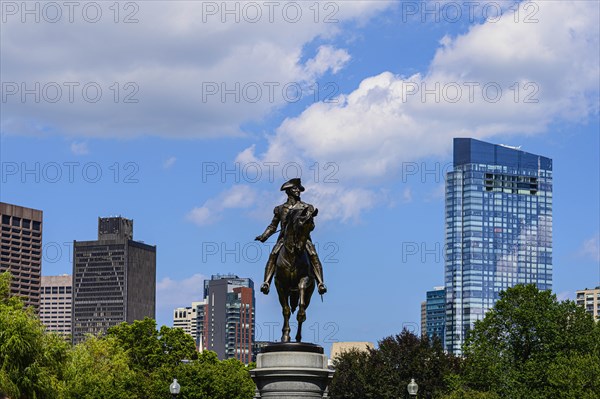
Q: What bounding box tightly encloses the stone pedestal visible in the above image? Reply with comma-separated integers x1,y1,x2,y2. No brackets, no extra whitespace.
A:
250,342,335,399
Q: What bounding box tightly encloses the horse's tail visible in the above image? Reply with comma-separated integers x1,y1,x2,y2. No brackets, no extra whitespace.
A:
290,291,299,314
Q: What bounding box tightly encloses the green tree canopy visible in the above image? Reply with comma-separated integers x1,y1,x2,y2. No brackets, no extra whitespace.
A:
327,348,371,399
462,284,600,399
329,330,460,399
63,336,136,399
0,272,68,399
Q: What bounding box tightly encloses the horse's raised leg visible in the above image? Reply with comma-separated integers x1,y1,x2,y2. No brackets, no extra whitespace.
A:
276,284,291,343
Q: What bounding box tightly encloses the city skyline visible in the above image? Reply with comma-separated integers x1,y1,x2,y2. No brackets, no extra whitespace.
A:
2,1,598,354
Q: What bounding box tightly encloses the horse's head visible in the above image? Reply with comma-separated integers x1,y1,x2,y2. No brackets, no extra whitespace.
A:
283,206,318,252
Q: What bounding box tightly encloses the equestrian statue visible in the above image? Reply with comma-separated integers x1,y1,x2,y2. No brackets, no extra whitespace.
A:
255,178,327,343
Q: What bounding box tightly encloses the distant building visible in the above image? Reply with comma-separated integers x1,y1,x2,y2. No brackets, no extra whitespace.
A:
173,300,208,350
0,202,43,309
576,287,600,321
445,138,553,354
252,341,272,362
420,301,426,336
424,287,446,346
72,217,156,344
204,274,255,363
330,342,374,361
40,275,72,337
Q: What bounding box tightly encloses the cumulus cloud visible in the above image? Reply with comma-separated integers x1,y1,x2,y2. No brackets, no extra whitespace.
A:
248,1,599,181
579,233,600,262
304,45,351,76
187,184,258,226
70,141,89,155
217,1,600,222
156,273,207,316
163,156,177,169
302,183,382,223
1,1,392,138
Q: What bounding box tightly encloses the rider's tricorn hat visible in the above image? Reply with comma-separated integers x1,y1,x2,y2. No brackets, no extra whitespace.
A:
280,178,305,192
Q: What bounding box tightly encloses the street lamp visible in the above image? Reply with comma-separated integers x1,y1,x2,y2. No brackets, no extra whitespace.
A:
169,378,180,399
407,378,418,398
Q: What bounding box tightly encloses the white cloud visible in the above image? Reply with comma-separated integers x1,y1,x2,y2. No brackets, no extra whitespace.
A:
163,156,177,169
580,233,600,262
251,1,599,181
1,1,392,138
302,183,381,223
70,141,89,155
156,273,207,316
186,179,383,226
304,45,351,76
402,187,413,203
187,185,258,226
187,206,213,226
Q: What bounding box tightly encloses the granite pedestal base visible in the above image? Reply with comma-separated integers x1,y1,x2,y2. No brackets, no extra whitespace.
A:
250,343,335,399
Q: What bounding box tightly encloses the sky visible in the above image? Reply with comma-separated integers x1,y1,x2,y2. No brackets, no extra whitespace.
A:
1,0,599,354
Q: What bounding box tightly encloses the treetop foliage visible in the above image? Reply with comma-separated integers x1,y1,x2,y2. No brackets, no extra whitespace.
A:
2,272,598,399
0,272,254,399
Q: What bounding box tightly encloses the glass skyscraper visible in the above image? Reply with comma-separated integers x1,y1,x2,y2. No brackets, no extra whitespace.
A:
425,287,446,347
445,138,552,354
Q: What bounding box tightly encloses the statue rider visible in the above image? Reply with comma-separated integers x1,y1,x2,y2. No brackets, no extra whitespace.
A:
255,178,327,296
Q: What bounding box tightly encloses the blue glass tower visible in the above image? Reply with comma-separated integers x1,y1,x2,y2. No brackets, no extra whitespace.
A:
445,138,552,354
425,287,446,346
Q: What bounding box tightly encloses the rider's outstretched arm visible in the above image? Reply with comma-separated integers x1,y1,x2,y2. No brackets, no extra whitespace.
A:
256,206,280,242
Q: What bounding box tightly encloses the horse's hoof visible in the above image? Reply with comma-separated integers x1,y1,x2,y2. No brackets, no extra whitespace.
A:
260,283,270,295
281,335,291,343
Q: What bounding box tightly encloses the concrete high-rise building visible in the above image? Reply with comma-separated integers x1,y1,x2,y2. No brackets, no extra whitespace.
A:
203,274,255,363
40,275,72,337
0,202,43,309
445,138,553,354
576,287,600,321
173,300,208,350
424,287,446,346
72,217,156,344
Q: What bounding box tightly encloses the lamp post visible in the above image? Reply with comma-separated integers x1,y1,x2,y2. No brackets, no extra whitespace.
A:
407,378,418,398
169,378,180,399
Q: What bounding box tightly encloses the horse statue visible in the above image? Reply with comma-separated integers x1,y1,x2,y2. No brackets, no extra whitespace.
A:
274,206,319,343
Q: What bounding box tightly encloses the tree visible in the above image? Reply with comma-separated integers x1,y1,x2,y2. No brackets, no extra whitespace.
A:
462,284,600,399
329,330,460,399
106,317,163,371
0,272,68,399
158,325,198,366
105,318,198,398
328,349,371,399
63,336,137,399
145,350,255,399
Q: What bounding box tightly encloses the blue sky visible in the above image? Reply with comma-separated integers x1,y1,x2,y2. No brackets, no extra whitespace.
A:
1,1,599,353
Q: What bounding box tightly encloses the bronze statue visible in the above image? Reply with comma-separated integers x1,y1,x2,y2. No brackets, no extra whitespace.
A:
255,178,326,342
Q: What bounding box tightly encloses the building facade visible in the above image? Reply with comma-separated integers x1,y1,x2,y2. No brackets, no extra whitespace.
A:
445,138,553,353
425,287,446,346
72,217,156,344
40,275,72,337
0,202,43,309
576,287,600,321
173,300,208,350
420,301,426,336
203,274,255,363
